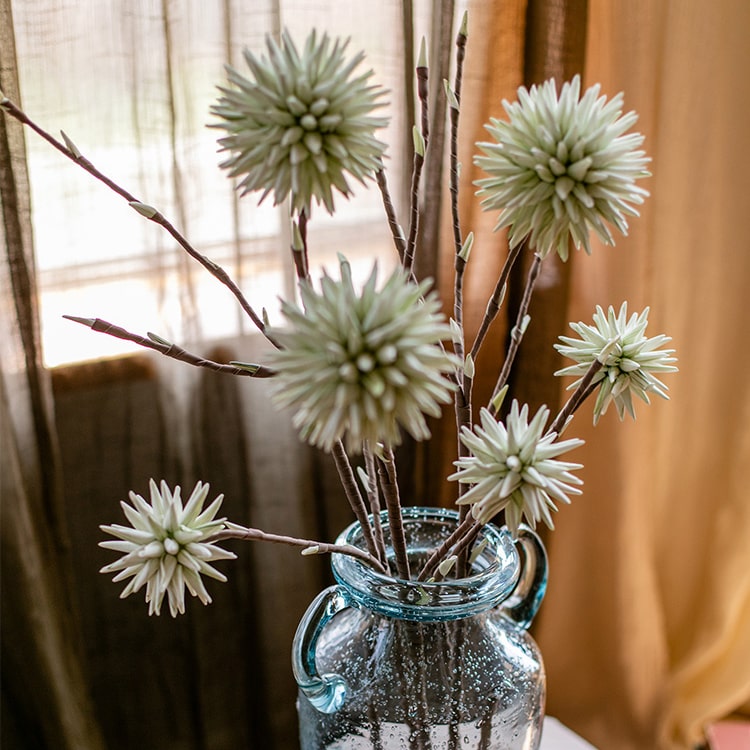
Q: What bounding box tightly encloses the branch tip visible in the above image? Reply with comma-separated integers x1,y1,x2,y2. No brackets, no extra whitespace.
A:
460,10,469,37
412,125,425,157
63,314,95,328
417,36,428,68
229,361,261,375
146,331,172,346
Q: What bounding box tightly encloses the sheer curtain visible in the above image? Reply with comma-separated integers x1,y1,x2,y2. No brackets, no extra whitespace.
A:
2,2,465,749
13,0,424,367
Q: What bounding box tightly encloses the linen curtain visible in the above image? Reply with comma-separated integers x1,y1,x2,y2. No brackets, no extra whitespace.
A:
3,1,750,750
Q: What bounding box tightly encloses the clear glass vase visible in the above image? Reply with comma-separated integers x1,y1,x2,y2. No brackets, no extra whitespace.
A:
293,507,548,750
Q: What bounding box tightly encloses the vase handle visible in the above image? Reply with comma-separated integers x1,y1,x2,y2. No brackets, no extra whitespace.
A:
500,526,548,630
292,585,352,714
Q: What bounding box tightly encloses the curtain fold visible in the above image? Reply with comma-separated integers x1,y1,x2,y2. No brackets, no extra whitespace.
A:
0,1,106,747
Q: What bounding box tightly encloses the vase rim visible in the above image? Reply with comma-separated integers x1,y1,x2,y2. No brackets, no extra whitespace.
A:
331,506,521,621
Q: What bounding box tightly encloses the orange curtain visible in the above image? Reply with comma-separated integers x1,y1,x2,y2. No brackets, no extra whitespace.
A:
450,1,750,749
532,2,750,749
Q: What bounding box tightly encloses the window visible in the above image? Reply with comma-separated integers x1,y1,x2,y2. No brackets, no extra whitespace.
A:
13,1,456,366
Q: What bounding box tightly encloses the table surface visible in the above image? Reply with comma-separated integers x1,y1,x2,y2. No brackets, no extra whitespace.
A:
541,717,597,750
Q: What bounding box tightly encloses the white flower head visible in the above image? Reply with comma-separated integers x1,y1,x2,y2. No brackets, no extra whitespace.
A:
100,480,236,617
211,29,388,215
269,258,457,453
449,402,584,537
555,303,678,423
474,75,650,260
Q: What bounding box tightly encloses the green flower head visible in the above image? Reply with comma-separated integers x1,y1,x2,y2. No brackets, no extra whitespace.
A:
269,258,457,453
449,402,584,538
100,480,235,617
475,75,650,260
211,29,388,215
555,303,678,423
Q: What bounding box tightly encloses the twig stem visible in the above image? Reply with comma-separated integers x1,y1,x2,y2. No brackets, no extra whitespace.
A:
447,23,471,575
364,444,389,570
489,253,543,414
403,59,429,273
210,526,386,574
450,24,468,364
469,242,524,363
375,168,406,261
376,446,410,580
63,316,274,377
548,367,603,436
331,441,380,562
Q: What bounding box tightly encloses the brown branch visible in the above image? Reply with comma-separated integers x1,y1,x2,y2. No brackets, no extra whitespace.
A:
376,446,410,580
449,21,469,363
469,241,524,363
63,316,274,377
364,443,389,571
210,525,386,574
403,54,429,274
489,253,543,415
548,365,603,436
447,20,472,575
0,97,276,346
331,441,380,562
375,168,406,261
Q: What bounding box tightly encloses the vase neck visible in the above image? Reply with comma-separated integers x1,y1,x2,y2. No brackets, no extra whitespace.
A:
331,507,520,622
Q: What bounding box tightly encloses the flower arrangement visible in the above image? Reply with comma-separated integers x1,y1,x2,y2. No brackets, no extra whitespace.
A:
1,16,677,622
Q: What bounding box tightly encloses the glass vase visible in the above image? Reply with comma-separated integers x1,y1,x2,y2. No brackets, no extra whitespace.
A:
293,507,547,750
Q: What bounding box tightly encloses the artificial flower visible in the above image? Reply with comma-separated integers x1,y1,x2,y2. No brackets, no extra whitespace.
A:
449,402,584,537
100,480,235,617
211,29,388,215
555,302,678,423
474,75,650,260
269,258,457,453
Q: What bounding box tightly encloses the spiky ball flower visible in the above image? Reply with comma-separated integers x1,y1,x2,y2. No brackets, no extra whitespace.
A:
474,75,650,260
449,402,584,537
555,302,678,424
268,258,457,453
210,30,388,215
99,480,236,617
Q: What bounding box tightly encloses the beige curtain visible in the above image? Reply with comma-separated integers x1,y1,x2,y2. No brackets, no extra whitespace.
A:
1,3,464,749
